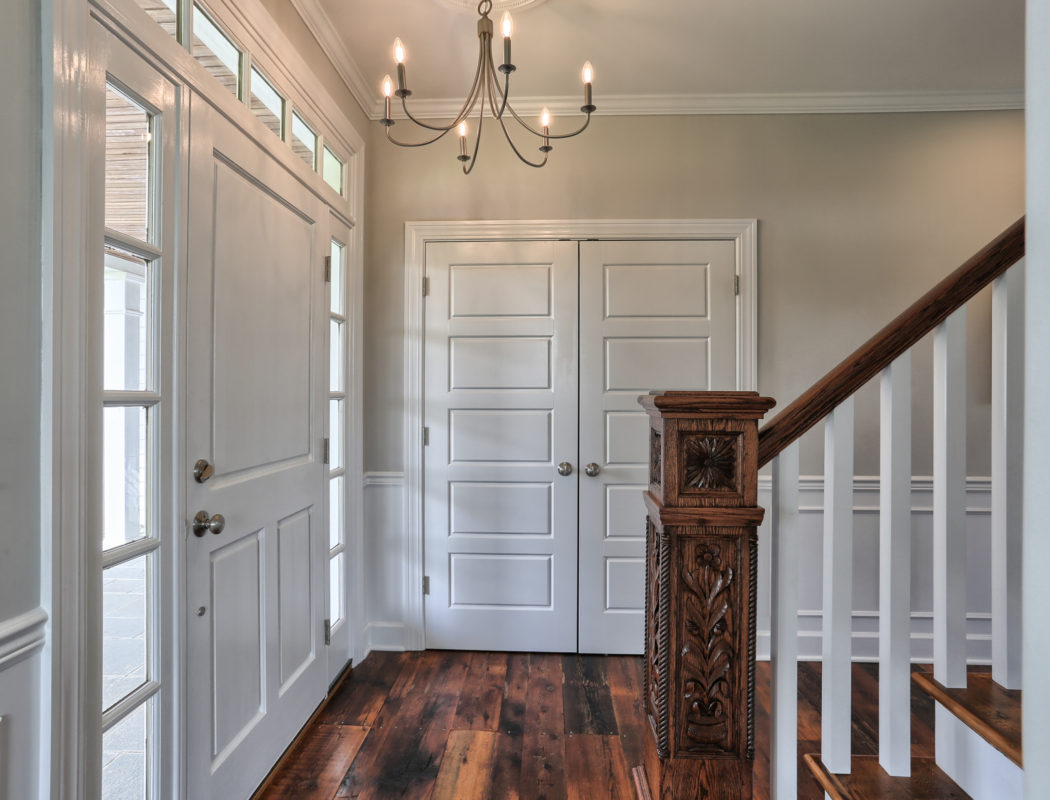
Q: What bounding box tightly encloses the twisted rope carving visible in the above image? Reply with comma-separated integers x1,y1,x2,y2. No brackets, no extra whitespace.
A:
746,530,758,760
657,531,672,758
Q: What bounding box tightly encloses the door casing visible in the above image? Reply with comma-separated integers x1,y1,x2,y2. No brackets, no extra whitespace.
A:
403,219,758,650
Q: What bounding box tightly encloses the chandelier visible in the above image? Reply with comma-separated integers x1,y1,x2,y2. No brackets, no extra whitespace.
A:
380,0,596,173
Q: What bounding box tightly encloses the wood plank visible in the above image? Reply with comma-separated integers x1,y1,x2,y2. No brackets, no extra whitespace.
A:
605,655,643,698
453,651,508,731
318,651,410,728
611,689,648,772
431,730,499,800
520,654,568,800
803,753,970,800
258,724,367,800
912,670,1022,767
562,655,619,735
757,217,1024,467
565,734,634,800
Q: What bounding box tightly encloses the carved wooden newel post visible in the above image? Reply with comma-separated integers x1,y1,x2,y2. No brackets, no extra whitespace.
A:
634,391,776,800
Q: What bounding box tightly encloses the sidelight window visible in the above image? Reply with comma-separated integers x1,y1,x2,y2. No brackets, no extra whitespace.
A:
328,239,348,626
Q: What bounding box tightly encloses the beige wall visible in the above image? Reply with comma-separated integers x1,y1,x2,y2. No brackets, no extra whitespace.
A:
363,110,1023,474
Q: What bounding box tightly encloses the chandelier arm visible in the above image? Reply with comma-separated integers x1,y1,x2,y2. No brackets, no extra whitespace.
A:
400,38,487,132
494,103,548,168
485,47,511,121
385,124,453,148
504,100,594,140
462,77,487,174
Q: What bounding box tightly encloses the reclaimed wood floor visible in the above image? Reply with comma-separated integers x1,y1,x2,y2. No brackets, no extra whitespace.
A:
256,651,937,800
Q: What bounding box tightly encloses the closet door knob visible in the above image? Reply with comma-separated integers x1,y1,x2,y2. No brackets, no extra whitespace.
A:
584,462,601,477
557,461,573,476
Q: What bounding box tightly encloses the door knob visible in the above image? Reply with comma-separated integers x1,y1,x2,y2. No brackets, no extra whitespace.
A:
192,510,226,537
584,462,601,477
557,461,573,476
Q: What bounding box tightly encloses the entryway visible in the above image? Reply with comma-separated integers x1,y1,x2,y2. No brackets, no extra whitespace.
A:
417,224,756,654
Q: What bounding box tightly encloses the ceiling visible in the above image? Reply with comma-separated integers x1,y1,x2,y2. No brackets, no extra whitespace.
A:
291,0,1025,119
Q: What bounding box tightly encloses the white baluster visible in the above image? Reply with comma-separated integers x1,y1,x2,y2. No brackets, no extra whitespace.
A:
992,262,1024,689
822,398,854,775
771,442,800,800
933,308,967,688
879,353,912,776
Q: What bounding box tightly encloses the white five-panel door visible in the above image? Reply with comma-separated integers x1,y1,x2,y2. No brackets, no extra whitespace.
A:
184,93,329,799
424,238,739,654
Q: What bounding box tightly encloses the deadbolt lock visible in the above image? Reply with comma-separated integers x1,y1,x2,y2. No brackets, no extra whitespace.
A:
193,459,214,483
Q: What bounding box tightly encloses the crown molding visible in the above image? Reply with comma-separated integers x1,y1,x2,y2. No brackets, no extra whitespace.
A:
289,0,377,119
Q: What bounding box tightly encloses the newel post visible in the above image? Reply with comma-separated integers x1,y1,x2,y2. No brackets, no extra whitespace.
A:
634,391,776,800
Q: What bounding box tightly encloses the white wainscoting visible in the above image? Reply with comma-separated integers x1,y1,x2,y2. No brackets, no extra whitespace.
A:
364,472,995,661
0,608,46,800
757,475,994,662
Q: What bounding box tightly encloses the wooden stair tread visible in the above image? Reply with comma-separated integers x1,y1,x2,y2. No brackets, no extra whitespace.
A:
911,670,1022,767
803,753,971,800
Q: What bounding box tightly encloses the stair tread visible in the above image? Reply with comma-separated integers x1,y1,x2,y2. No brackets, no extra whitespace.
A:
911,670,1022,767
803,753,971,800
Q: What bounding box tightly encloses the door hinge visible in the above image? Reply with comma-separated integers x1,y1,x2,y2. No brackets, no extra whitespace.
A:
423,426,430,446
323,437,330,465
423,276,430,296
324,255,332,283
423,575,430,595
324,618,331,645
734,275,740,295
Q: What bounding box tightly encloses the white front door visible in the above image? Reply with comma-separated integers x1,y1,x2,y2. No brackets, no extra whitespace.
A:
423,241,580,651
577,240,739,653
184,92,328,799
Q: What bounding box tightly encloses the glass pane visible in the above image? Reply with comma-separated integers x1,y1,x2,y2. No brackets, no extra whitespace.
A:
322,146,344,194
104,249,151,392
102,700,151,800
330,240,345,316
329,399,344,471
104,406,151,549
291,112,317,169
103,556,151,710
106,86,152,242
192,5,241,97
329,552,343,625
250,67,283,138
329,319,344,392
329,475,344,550
134,0,177,36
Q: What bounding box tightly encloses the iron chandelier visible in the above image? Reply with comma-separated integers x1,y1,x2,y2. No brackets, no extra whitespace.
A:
380,0,596,173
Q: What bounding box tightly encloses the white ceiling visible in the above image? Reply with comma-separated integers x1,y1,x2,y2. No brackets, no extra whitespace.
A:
292,0,1025,118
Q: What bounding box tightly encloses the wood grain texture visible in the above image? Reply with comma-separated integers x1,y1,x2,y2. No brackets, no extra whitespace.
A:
803,753,969,800
453,651,509,731
757,217,1024,467
565,735,634,800
260,724,368,798
521,654,568,800
912,670,1022,767
431,730,499,800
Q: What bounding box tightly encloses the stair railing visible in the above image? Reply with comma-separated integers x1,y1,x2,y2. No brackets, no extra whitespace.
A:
756,218,1025,797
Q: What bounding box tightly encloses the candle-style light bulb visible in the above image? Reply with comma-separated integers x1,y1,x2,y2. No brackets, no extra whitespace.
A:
459,122,468,138
540,107,550,128
540,107,551,152
393,38,408,94
581,61,594,111
458,121,469,160
501,12,513,67
381,75,394,123
582,61,593,85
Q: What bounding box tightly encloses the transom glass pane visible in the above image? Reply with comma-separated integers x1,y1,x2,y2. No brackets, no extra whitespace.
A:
329,476,344,550
105,86,153,242
103,555,151,710
291,112,317,169
322,146,344,194
134,0,177,36
103,406,151,549
330,240,345,316
329,320,344,392
192,5,241,97
104,249,151,392
250,66,283,138
329,399,344,471
102,700,152,800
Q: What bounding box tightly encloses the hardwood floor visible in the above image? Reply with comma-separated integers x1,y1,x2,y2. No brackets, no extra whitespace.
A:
255,651,937,800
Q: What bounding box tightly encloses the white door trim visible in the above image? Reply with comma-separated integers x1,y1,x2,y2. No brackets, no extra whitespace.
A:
402,218,758,650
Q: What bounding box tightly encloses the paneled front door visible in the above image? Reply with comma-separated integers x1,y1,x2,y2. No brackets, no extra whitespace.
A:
184,92,328,799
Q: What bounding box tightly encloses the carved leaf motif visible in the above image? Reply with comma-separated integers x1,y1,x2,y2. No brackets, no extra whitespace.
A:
679,543,735,752
682,435,737,492
650,431,662,487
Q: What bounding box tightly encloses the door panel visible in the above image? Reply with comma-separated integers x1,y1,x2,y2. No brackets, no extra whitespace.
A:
185,92,327,800
424,241,579,652
578,240,738,653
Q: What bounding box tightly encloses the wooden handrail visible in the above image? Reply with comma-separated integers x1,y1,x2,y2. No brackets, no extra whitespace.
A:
757,216,1025,468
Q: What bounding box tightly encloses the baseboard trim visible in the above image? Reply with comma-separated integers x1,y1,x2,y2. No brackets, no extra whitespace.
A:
364,622,410,652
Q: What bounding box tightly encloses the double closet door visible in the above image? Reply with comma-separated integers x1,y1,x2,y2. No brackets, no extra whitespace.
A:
423,238,738,654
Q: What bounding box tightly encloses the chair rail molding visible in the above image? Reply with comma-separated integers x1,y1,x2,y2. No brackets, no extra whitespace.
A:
0,608,48,671
402,219,758,650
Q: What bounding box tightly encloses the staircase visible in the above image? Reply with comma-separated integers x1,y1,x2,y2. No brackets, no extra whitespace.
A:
762,218,1025,799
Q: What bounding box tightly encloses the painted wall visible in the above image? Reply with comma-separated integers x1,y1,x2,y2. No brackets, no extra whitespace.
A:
0,0,42,798
363,110,1024,475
